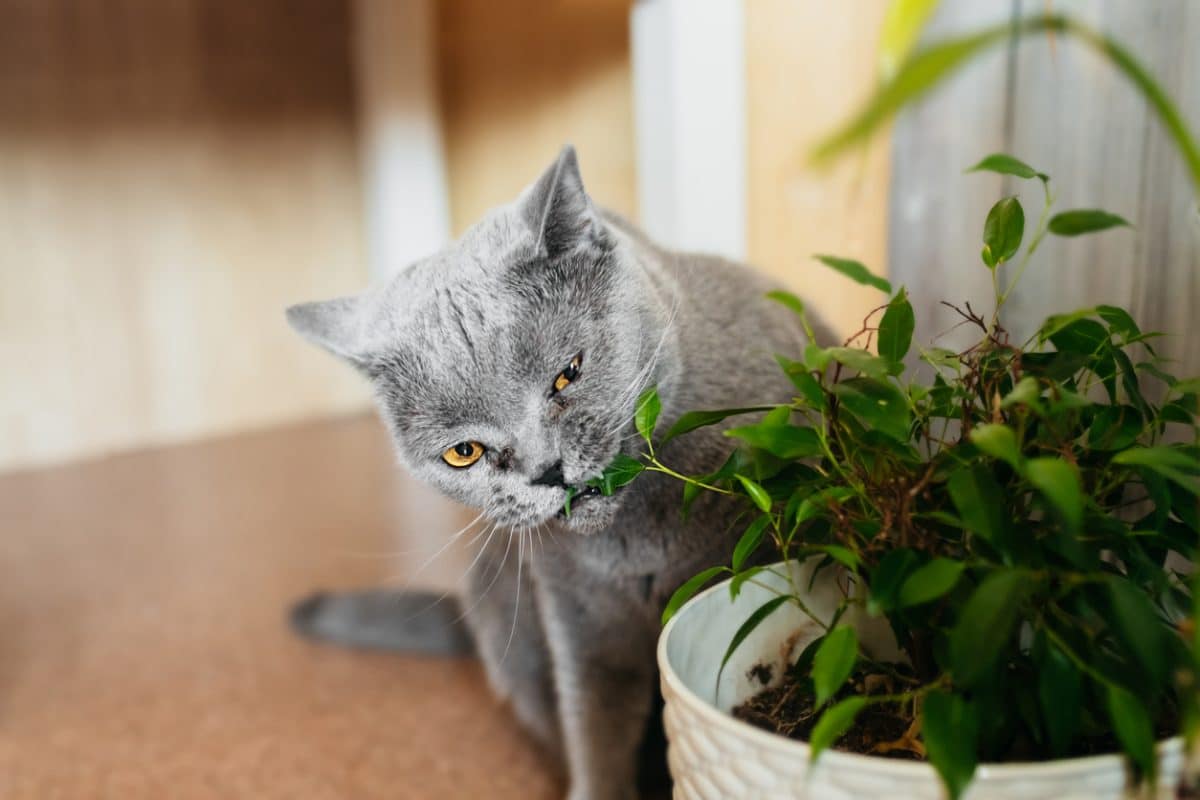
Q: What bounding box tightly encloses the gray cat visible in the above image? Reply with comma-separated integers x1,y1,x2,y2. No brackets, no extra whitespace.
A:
286,146,828,800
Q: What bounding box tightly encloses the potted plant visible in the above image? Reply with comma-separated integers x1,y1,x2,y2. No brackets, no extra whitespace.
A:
595,152,1197,799
576,11,1200,799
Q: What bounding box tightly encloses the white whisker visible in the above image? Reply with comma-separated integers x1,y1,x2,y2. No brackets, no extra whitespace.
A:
452,524,515,624
335,509,484,560
602,289,682,437
407,511,487,577
385,519,499,621
500,527,526,664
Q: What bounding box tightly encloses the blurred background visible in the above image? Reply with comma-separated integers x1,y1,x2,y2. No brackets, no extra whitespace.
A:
0,1,1196,797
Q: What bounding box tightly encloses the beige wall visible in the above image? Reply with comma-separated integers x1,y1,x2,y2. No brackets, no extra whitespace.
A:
0,1,891,473
436,0,891,337
0,1,372,473
436,0,638,233
745,1,892,338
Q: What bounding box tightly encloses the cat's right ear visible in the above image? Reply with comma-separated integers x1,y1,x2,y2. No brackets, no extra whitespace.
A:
286,295,370,366
519,145,609,258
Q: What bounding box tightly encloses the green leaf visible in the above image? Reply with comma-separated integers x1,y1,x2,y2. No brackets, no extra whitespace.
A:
766,289,806,317
832,377,911,441
868,548,920,614
1038,308,1101,342
825,348,893,379
1105,577,1169,686
1044,318,1117,397
812,626,858,707
775,356,827,409
1171,377,1200,397
661,566,727,625
1096,304,1143,341
790,487,856,534
736,475,773,512
1048,209,1131,237
680,480,703,518
981,196,1025,268
660,406,776,443
922,346,962,371
969,424,1023,469
804,342,833,372
1025,457,1083,533
1000,376,1043,410
815,544,861,571
809,696,869,761
947,465,1005,544
878,288,915,365
1162,399,1198,427
898,558,965,608
950,570,1030,686
725,424,822,459
809,14,1200,196
1137,361,1177,387
729,565,766,600
811,21,1062,164
923,690,980,800
731,516,772,572
1087,405,1143,451
1105,684,1156,782
967,152,1048,182
814,254,892,294
878,0,940,79
634,387,661,446
587,453,645,495
718,595,791,676
1113,447,1200,496
762,406,791,426
1038,642,1081,756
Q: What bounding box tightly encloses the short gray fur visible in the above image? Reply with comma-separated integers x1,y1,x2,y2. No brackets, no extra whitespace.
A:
287,146,830,800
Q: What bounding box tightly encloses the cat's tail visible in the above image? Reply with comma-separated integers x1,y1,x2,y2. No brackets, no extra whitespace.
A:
289,589,475,656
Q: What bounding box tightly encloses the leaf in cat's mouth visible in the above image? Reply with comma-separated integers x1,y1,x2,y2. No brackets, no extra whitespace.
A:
559,484,606,518
559,454,647,518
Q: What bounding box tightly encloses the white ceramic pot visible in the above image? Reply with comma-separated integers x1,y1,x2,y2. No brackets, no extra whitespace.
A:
658,559,1184,800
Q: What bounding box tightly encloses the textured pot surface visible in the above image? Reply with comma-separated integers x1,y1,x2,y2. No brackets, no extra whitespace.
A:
658,560,1183,800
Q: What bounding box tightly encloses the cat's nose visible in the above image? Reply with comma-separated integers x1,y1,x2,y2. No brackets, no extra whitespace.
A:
530,459,566,488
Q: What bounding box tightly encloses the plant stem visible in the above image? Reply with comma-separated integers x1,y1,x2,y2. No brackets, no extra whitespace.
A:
644,461,732,495
1001,181,1054,305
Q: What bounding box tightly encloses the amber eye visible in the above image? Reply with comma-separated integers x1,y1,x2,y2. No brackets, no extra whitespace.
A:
553,353,583,393
443,441,485,468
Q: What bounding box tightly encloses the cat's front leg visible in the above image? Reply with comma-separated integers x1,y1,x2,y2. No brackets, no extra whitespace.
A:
463,531,563,765
534,568,658,800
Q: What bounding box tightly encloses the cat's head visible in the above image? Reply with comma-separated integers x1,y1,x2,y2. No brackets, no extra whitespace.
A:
287,146,666,534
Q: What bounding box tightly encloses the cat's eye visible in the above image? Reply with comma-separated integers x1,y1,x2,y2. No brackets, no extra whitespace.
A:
443,441,485,468
553,353,583,393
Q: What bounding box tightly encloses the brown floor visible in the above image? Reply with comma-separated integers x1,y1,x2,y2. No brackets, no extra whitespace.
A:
0,415,561,799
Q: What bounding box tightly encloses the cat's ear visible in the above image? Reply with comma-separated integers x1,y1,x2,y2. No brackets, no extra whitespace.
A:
286,294,371,366
519,145,609,258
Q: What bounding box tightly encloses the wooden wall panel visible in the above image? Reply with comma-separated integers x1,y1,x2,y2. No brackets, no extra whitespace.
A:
1001,0,1200,373
890,1,1199,382
435,0,637,234
887,0,1017,354
0,1,372,472
744,0,893,339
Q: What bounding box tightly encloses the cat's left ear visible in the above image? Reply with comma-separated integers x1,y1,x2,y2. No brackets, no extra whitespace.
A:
519,145,609,258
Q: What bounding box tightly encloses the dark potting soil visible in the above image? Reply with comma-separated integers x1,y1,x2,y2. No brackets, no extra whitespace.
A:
733,666,920,760
732,662,1180,763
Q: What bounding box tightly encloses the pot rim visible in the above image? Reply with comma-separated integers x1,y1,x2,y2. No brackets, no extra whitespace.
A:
657,562,1182,779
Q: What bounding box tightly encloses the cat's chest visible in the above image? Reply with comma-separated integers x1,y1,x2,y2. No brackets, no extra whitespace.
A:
552,499,738,603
